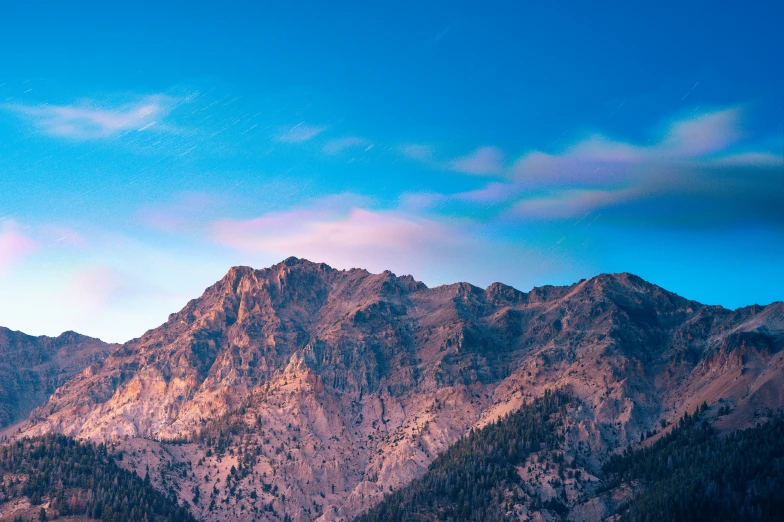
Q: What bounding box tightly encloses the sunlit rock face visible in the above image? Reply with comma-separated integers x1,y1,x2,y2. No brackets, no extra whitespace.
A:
18,258,784,521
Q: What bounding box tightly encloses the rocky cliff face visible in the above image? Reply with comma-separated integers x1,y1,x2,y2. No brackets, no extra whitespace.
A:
16,258,784,521
0,328,117,429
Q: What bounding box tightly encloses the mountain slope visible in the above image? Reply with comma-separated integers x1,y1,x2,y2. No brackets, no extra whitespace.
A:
0,434,196,522
16,258,784,521
355,389,575,522
358,399,784,522
604,412,784,522
0,328,116,429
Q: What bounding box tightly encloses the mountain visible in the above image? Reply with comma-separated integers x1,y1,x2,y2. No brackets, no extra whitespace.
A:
12,258,784,521
0,328,117,429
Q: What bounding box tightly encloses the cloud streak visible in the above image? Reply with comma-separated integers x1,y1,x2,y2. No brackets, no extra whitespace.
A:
277,122,328,143
435,106,783,227
449,146,505,175
323,136,372,155
213,206,466,274
0,222,36,275
4,95,174,139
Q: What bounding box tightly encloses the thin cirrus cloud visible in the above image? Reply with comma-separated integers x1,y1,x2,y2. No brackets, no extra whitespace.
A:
442,106,784,226
399,143,436,163
0,222,37,275
448,146,506,175
660,107,744,157
3,94,174,139
323,136,372,155
208,198,578,291
401,144,506,175
404,106,750,191
277,122,328,143
65,264,128,314
510,107,747,187
511,188,640,220
137,192,220,233
212,205,469,276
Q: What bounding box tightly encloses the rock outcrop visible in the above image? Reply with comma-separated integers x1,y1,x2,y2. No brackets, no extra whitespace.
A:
15,258,784,521
0,328,117,429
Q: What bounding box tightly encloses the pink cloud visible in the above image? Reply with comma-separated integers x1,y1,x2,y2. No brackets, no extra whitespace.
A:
509,107,753,187
0,223,37,275
66,265,126,312
566,135,647,163
44,226,90,248
661,107,742,157
395,107,774,225
213,207,468,275
449,146,505,175
512,188,640,219
709,152,783,167
454,182,519,204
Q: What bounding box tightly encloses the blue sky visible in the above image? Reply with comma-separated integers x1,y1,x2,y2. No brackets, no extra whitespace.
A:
0,1,782,342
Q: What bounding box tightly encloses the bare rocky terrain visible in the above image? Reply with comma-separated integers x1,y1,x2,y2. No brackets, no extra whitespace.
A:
0,328,117,429
3,257,783,521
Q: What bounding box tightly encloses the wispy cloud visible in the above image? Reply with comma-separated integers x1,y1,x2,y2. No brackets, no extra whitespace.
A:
399,143,436,162
210,198,569,289
213,207,460,272
277,122,328,143
448,146,505,175
323,136,372,155
0,221,36,275
4,94,175,139
661,107,743,157
400,107,756,187
137,192,220,233
433,106,783,227
512,188,640,219
512,107,747,185
65,264,127,313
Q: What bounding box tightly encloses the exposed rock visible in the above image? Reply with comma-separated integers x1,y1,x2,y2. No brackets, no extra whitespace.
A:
0,328,117,429
15,258,784,521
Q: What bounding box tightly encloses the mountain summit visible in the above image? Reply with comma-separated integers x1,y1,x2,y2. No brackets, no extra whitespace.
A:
15,258,784,521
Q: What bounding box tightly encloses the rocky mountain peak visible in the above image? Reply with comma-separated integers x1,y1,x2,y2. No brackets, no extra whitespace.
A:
11,259,784,522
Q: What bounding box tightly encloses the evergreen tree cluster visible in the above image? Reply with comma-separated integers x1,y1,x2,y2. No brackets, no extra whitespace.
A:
604,409,784,522
355,389,574,522
0,435,196,522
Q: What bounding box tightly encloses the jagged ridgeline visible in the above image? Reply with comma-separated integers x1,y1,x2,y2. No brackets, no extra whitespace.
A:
604,412,784,522
0,435,195,522
7,260,784,521
354,389,574,522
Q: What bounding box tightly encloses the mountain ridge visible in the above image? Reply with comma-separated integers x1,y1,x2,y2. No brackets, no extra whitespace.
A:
4,257,783,521
0,326,117,430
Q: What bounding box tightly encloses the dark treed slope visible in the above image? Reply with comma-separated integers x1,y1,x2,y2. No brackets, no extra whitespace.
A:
604,410,784,522
0,328,116,428
355,390,574,522
357,400,784,522
0,435,195,522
